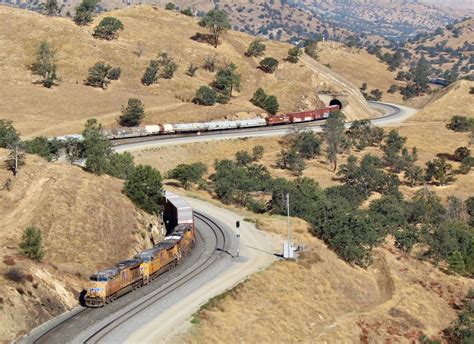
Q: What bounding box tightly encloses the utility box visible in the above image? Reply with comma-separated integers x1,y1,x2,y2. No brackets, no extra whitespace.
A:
283,242,295,259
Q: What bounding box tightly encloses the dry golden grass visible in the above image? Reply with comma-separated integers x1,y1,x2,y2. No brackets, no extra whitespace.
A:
0,5,370,138
318,41,405,104
184,231,473,343
410,80,474,122
0,149,159,340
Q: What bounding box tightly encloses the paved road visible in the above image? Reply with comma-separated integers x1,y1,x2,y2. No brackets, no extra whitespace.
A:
114,101,417,153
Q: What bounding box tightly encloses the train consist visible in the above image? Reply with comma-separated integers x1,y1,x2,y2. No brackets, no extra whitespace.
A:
102,102,342,140
85,191,195,307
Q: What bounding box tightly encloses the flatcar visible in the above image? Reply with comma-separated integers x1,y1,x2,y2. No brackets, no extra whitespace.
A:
84,192,195,307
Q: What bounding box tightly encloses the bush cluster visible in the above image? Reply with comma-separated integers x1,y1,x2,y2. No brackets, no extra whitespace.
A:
251,88,279,115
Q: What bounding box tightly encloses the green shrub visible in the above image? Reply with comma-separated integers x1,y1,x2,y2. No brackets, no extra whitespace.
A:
245,197,266,214
19,227,44,261
0,119,20,148
124,165,164,214
180,8,193,16
259,57,279,73
74,0,97,25
168,163,207,189
93,17,124,40
119,98,145,127
142,60,159,86
194,86,217,106
287,46,302,63
246,39,266,57
23,136,61,161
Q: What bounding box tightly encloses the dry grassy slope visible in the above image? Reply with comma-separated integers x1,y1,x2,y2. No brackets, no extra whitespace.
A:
0,149,160,341
317,41,405,104
419,17,473,50
410,79,474,122
0,6,370,138
174,199,474,343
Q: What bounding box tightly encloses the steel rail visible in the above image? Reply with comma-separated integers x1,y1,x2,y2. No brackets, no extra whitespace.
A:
110,101,401,147
82,211,227,344
29,211,227,344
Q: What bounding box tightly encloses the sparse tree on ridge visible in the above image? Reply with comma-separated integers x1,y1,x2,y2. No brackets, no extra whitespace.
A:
287,46,302,63
198,9,231,48
31,41,59,88
44,0,60,16
214,63,241,97
142,60,159,86
246,39,266,57
165,2,176,10
85,62,120,89
93,17,124,40
304,40,318,60
259,57,279,73
119,98,145,127
74,0,97,26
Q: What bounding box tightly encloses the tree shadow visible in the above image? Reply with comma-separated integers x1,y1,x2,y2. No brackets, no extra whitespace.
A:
190,33,215,46
436,152,455,161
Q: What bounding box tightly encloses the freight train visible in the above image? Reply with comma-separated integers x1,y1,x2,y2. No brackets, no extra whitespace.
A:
85,191,195,307
101,101,342,140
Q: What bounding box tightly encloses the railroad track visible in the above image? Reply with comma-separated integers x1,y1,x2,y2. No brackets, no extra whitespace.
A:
28,211,228,344
111,101,403,149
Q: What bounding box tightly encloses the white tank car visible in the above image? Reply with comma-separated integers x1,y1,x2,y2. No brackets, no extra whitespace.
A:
162,124,174,134
145,125,162,135
172,122,208,132
237,118,267,128
206,120,238,131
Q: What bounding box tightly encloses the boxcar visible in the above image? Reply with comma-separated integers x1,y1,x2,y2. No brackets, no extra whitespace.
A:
266,114,291,125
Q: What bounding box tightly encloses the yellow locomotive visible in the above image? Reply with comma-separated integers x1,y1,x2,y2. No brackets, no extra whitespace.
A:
85,192,195,307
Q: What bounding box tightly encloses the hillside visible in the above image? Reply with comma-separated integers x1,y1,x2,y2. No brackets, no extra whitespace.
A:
317,41,405,103
410,79,474,121
0,150,160,341
185,229,473,342
403,17,473,79
3,0,469,43
0,5,371,138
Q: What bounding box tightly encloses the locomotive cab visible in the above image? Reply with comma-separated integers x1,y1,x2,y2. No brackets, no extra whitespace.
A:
85,273,110,307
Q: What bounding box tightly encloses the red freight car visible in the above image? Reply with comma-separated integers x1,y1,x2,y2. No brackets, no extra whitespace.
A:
266,114,291,125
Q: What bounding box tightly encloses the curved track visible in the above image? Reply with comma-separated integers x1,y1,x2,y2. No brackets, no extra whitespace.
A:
23,212,231,344
113,101,416,153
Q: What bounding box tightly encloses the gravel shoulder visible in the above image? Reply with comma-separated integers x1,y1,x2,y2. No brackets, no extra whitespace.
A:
124,197,281,343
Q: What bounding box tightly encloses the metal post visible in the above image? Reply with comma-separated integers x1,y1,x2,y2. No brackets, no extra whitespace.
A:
236,220,240,258
14,144,18,176
287,193,291,258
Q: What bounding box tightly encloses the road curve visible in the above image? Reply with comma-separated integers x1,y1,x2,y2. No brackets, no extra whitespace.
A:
114,101,417,153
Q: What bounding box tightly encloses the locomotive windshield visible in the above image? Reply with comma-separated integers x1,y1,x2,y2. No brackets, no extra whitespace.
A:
89,275,108,282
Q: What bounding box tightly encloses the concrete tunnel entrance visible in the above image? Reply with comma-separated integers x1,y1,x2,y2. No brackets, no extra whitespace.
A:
329,98,343,110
